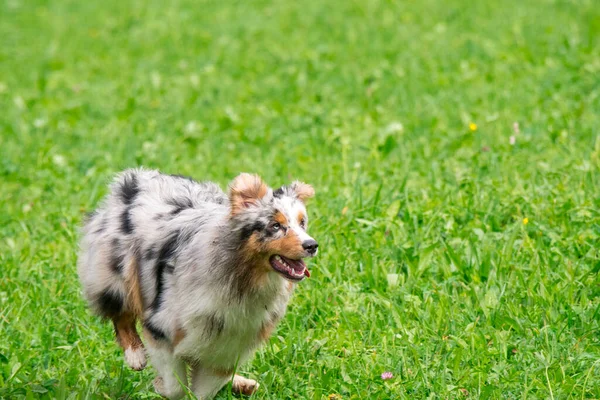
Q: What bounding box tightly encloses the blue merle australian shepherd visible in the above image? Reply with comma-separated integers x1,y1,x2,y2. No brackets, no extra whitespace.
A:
78,169,318,399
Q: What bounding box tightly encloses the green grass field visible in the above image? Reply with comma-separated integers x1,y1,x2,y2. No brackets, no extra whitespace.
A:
2,0,600,398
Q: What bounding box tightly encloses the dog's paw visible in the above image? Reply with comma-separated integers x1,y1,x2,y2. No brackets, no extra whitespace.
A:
124,347,146,370
232,375,260,396
153,376,166,395
153,376,185,399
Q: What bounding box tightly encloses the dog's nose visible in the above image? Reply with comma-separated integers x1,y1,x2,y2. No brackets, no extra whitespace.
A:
302,239,318,254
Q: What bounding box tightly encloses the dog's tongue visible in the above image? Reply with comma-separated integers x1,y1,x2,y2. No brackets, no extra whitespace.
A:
282,256,310,278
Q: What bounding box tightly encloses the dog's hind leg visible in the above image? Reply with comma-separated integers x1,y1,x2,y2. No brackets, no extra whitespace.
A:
113,312,146,370
116,253,146,370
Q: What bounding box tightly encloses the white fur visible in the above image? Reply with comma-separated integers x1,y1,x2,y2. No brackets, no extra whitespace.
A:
124,347,146,371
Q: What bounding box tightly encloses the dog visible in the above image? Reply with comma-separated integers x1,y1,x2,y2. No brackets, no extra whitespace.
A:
77,169,318,399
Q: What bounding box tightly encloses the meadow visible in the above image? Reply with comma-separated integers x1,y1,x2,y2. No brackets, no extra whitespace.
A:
1,0,600,398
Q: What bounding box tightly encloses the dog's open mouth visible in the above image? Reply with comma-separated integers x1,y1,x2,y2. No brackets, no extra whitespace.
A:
269,255,310,281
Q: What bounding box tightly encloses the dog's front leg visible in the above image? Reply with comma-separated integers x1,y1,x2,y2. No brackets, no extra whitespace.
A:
190,365,261,399
231,374,260,396
190,365,231,400
146,342,187,399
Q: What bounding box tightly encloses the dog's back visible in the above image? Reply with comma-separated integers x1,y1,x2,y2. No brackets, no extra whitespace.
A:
78,168,228,369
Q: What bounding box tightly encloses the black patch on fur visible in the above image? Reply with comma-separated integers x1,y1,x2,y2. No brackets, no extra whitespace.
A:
93,216,107,234
143,320,167,341
232,268,255,301
150,230,193,311
165,263,175,274
121,207,134,234
168,197,194,216
151,237,177,310
120,173,139,205
84,210,98,224
205,313,225,337
240,221,266,241
144,247,156,261
170,207,185,216
97,289,123,318
263,227,278,239
269,310,281,322
110,238,125,273
273,187,285,198
190,216,208,229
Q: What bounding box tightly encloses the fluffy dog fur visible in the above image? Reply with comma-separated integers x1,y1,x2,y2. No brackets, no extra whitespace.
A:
78,169,318,399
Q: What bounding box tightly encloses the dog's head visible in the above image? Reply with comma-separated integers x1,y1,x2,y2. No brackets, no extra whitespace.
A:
229,173,317,282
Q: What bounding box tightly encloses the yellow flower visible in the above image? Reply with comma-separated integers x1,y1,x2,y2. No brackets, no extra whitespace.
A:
523,218,529,225
469,122,478,131
328,395,342,400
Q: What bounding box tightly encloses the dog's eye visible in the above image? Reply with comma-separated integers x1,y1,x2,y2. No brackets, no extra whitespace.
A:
271,222,281,231
300,218,306,228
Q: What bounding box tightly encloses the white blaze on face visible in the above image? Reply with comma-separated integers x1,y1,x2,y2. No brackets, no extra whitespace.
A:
277,196,314,249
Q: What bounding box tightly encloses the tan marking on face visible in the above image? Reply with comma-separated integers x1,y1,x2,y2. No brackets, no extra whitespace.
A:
240,234,266,264
239,226,303,291
173,327,186,347
241,234,260,257
274,211,288,226
229,173,268,215
237,234,272,290
265,230,305,259
297,211,306,226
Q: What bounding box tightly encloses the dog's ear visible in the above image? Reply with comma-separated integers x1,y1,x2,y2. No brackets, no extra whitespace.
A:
289,181,314,203
229,173,269,215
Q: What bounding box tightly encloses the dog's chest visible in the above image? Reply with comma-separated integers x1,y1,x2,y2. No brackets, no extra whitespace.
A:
176,291,290,368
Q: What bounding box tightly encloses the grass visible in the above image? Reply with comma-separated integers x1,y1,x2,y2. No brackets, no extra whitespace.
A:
1,0,600,398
